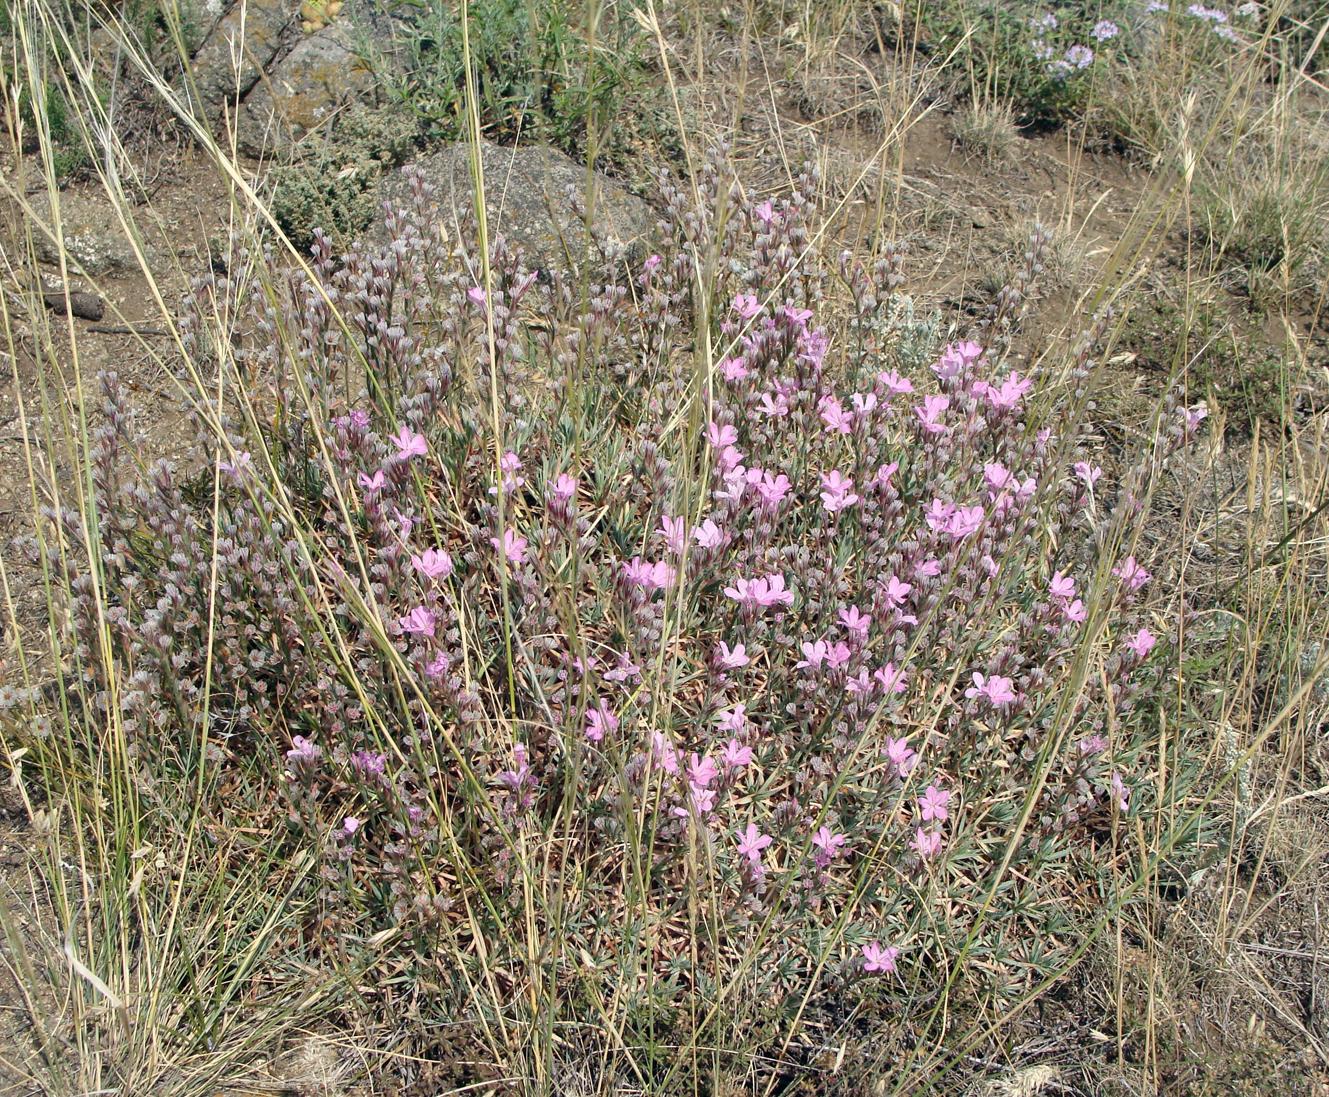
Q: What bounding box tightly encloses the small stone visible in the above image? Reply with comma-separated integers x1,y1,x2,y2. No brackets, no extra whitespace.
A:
26,191,154,275
42,289,105,321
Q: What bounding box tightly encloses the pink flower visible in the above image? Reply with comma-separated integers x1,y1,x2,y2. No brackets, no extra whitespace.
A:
877,369,914,395
342,816,361,835
688,752,719,790
758,573,794,607
885,736,917,777
984,462,1015,498
1110,771,1130,812
952,339,984,364
732,293,762,320
797,329,829,366
933,341,979,381
983,371,1033,412
912,827,943,859
946,505,985,539
1049,571,1076,602
358,469,386,495
351,750,386,776
623,557,676,591
1073,461,1102,489
755,471,792,509
411,547,455,580
337,409,370,431
724,573,794,611
603,653,641,683
1125,627,1156,659
1181,404,1209,433
874,663,908,695
1062,599,1087,624
393,508,416,540
650,732,680,775
398,606,436,637
796,640,829,671
716,642,750,670
757,391,790,418
925,498,956,532
736,822,772,864
550,473,579,504
918,784,951,823
425,651,450,679
882,576,912,609
659,515,689,555
391,426,428,461
716,704,747,734
915,558,942,580
717,466,749,504
820,396,855,435
720,356,751,383
585,699,619,742
872,462,899,490
491,529,529,565
820,471,860,513
1114,556,1150,592
694,519,726,549
826,642,852,670
782,305,814,329
753,200,776,225
851,392,878,416
722,739,754,770
466,286,487,308
673,786,716,819
838,605,871,638
500,450,523,483
861,942,899,974
812,825,847,861
965,672,1017,709
286,736,321,765
706,421,739,449
914,394,950,435
499,743,532,792
219,451,252,481
845,670,873,695
717,444,745,473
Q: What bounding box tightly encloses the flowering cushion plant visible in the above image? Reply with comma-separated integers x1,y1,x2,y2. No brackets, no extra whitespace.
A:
31,148,1211,1083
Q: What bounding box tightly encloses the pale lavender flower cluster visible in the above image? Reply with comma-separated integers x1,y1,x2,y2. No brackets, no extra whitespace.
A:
37,146,1206,1043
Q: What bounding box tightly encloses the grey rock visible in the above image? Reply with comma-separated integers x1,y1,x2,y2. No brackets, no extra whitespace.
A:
27,191,158,275
235,22,375,157
186,0,297,122
174,0,230,56
378,142,655,271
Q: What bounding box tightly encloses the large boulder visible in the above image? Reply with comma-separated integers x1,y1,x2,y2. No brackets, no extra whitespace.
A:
234,21,375,157
185,0,298,125
378,142,655,271
183,1,402,157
